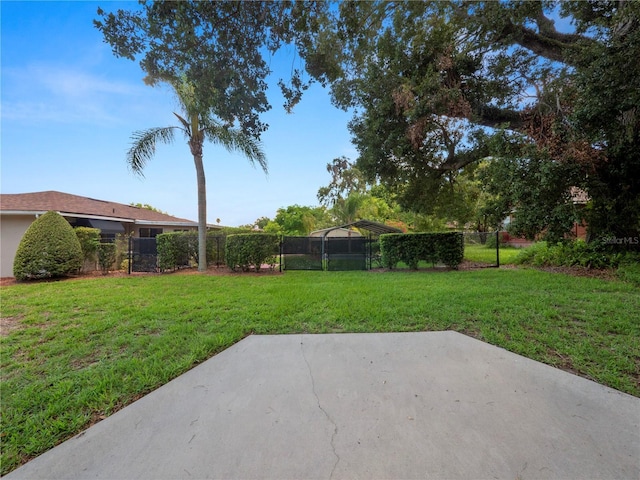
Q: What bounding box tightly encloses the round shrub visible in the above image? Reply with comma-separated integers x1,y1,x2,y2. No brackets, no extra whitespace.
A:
13,211,83,281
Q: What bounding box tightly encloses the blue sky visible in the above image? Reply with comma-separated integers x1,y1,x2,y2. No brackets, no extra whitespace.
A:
1,1,356,226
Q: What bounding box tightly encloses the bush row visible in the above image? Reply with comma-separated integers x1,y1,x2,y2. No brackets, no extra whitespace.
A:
157,231,280,272
156,231,226,271
515,240,640,286
380,232,464,269
514,240,640,269
225,234,280,272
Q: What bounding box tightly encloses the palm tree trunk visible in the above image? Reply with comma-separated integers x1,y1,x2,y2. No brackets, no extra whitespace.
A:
193,152,207,272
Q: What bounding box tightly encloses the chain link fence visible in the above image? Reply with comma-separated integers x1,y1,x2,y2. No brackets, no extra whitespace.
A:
462,231,500,267
325,237,368,271
128,231,502,273
281,236,323,270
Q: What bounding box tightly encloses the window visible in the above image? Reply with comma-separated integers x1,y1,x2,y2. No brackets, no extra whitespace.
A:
139,228,163,238
100,233,117,243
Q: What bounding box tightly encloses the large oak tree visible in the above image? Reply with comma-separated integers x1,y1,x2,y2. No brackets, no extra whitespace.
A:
292,0,640,240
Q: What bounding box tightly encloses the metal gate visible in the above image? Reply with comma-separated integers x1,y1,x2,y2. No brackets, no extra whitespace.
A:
326,237,368,271
129,237,158,272
281,236,323,270
282,236,369,271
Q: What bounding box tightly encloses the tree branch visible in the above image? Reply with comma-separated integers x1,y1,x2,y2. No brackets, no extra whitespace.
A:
455,2,597,66
513,24,579,64
470,104,524,131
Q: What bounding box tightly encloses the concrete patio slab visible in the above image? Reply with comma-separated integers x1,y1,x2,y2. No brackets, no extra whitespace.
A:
5,331,639,480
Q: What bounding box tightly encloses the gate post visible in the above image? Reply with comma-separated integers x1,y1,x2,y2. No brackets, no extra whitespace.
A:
496,230,500,268
321,236,326,271
128,235,133,275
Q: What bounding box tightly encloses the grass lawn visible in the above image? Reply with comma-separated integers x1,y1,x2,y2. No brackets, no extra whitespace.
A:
1,268,639,474
463,243,522,264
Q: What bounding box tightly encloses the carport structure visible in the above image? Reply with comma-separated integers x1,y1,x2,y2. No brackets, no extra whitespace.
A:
312,219,403,238
282,220,402,271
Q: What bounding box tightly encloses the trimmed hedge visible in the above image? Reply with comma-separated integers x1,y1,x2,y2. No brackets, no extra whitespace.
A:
225,234,280,272
157,232,196,271
380,232,464,269
156,232,227,271
13,211,83,281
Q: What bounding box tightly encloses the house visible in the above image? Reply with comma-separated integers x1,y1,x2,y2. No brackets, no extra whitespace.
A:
0,191,211,278
500,186,590,246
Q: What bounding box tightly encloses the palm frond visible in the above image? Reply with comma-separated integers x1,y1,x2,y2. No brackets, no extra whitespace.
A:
173,113,191,135
203,124,268,174
127,127,178,176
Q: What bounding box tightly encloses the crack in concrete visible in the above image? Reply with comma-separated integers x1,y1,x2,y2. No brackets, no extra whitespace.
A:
300,337,340,479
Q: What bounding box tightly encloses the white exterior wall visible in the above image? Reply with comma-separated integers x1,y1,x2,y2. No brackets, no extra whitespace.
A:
309,228,362,238
0,214,37,278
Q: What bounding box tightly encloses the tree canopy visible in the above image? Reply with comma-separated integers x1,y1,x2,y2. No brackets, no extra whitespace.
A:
96,1,640,240
96,1,301,138
292,0,640,240
263,205,333,236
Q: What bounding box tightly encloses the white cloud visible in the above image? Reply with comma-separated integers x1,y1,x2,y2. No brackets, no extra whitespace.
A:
5,63,140,96
1,63,151,126
39,67,137,97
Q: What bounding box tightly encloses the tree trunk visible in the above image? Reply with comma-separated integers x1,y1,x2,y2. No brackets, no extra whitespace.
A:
193,151,207,273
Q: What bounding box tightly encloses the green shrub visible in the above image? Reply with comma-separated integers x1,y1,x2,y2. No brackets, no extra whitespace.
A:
156,231,226,270
380,232,464,269
514,242,548,265
13,211,83,281
157,232,196,271
437,233,465,267
379,234,402,269
114,233,132,271
484,232,505,249
225,234,280,272
74,227,100,271
96,243,117,274
120,258,131,272
516,240,639,270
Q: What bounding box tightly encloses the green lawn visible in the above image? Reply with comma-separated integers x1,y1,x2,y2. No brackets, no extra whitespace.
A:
463,243,522,264
1,268,639,474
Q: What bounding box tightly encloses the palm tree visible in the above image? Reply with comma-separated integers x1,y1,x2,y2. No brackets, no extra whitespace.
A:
127,80,267,272
332,192,365,225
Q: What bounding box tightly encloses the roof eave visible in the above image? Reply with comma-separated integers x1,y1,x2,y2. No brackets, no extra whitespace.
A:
134,220,199,227
61,213,135,223
0,210,136,223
